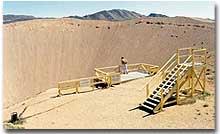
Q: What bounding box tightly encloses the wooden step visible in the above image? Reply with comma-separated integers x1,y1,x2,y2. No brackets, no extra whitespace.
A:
148,97,160,103
141,104,154,110
153,94,161,99
144,100,157,107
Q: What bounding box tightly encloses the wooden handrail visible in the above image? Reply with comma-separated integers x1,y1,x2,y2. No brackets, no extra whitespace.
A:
142,63,159,68
96,65,119,70
159,53,177,72
179,55,191,58
145,48,193,98
193,48,207,52
164,60,176,73
58,75,106,85
178,47,192,51
94,68,108,75
127,63,140,67
146,53,176,85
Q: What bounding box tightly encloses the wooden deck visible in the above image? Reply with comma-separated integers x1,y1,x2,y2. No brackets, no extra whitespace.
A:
120,72,150,83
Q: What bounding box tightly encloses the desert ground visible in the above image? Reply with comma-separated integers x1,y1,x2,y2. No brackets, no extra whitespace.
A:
3,17,215,129
3,51,215,129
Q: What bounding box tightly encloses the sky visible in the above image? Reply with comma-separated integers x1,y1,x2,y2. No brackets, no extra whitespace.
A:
3,1,215,19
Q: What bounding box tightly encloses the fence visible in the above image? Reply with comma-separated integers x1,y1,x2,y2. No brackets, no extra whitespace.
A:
94,63,159,76
58,75,109,96
58,63,159,96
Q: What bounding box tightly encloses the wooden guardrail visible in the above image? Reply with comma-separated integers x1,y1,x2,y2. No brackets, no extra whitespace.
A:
95,63,159,76
145,53,177,97
58,63,159,96
57,75,114,96
145,47,207,98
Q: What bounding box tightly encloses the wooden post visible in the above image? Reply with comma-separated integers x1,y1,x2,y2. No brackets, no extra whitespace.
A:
191,48,195,96
109,74,112,87
188,48,192,94
176,69,180,104
177,49,180,65
146,84,149,98
188,71,191,89
160,89,164,111
162,70,165,79
75,81,79,94
176,48,180,103
91,79,94,91
58,83,61,96
203,49,207,93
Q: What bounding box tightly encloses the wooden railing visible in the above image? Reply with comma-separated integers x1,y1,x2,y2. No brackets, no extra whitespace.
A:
145,53,177,97
57,75,113,96
154,47,207,112
58,63,159,96
95,63,159,76
145,47,207,98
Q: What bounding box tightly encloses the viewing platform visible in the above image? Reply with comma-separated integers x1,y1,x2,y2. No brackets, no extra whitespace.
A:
57,63,159,96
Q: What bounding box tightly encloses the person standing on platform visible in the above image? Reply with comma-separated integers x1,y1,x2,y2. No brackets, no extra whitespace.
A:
121,57,128,74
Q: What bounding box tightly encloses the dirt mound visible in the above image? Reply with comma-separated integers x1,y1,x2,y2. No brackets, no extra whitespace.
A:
3,17,215,107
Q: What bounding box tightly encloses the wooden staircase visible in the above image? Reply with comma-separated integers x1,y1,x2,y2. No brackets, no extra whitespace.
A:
140,63,190,113
140,47,207,114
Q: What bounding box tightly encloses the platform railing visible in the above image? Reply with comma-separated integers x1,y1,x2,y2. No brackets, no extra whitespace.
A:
95,63,159,76
57,74,114,96
145,53,177,97
58,63,159,96
145,47,207,98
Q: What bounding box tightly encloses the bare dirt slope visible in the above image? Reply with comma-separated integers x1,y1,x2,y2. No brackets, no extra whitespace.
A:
3,17,215,107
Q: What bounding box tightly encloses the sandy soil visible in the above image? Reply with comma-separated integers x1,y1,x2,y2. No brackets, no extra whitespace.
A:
3,73,215,129
3,17,215,107
3,17,215,129
3,50,215,129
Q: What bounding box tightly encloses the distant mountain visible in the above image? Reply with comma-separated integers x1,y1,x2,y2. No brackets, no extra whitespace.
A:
66,9,146,21
3,10,169,24
66,15,83,19
3,14,37,24
83,9,145,21
3,14,56,24
147,13,168,17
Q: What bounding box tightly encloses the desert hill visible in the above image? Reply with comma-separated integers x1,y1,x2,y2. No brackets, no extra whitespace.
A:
3,17,214,107
4,9,168,23
147,13,168,17
3,9,145,23
3,14,36,24
67,9,145,21
3,14,55,24
82,9,144,21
